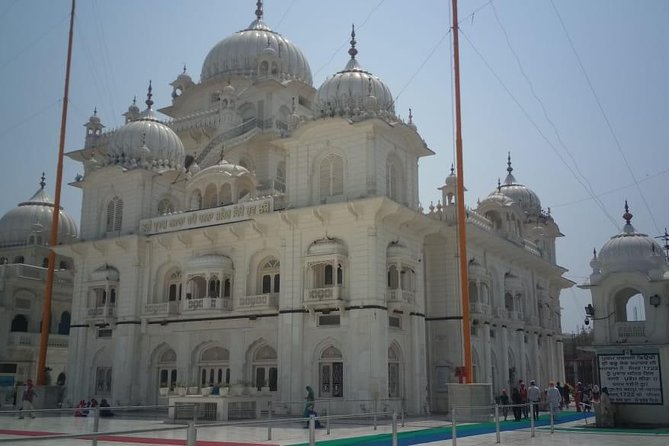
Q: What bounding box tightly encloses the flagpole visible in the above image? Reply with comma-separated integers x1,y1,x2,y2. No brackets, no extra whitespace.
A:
37,0,76,386
451,0,473,383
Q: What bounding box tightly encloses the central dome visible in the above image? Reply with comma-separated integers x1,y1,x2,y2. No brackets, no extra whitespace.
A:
494,154,541,218
200,6,312,85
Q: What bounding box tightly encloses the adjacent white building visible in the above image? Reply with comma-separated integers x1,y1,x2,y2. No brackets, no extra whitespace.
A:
581,202,669,424
0,175,78,391
53,4,569,413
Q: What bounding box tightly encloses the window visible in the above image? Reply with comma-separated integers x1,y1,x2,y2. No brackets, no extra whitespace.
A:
97,328,112,338
388,345,402,398
252,345,278,391
208,275,221,298
614,288,646,322
158,198,175,215
220,183,232,206
386,159,403,202
311,263,344,288
204,184,218,209
258,258,280,294
198,347,230,386
106,196,123,232
319,346,343,398
10,315,28,332
167,271,182,301
13,256,24,264
319,154,344,200
59,261,68,270
42,258,49,268
95,367,112,394
158,349,177,389
58,311,70,335
318,315,340,326
388,316,401,328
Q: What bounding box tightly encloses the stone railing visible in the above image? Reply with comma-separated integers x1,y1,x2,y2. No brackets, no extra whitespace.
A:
527,315,540,326
387,289,416,305
87,306,116,318
8,332,69,348
183,297,232,312
305,286,345,303
616,321,646,339
494,307,509,319
470,302,491,315
237,293,279,310
509,310,522,321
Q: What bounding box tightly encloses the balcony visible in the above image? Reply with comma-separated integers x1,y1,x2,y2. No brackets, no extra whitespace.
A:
143,301,179,316
509,310,523,321
8,332,69,348
616,321,646,339
237,293,279,311
470,302,491,316
182,297,232,312
494,307,509,319
387,289,416,305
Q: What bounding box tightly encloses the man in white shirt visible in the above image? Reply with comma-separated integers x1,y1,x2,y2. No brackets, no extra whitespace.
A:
527,380,541,421
547,381,562,421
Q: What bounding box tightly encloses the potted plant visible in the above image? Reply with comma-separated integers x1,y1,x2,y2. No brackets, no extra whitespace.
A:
175,383,187,396
200,384,212,396
187,382,199,395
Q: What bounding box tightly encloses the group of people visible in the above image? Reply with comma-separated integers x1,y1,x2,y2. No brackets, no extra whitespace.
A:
75,398,113,417
497,379,566,422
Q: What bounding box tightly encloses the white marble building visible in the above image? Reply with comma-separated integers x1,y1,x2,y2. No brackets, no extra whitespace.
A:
580,203,669,424
0,175,78,390
57,3,568,413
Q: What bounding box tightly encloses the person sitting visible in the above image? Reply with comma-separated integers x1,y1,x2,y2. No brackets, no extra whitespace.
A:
99,399,114,417
74,400,88,417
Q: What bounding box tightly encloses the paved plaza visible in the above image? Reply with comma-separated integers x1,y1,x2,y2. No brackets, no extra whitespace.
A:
0,409,668,446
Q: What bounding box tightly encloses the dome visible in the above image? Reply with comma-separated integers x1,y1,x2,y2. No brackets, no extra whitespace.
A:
0,175,78,248
494,154,541,217
596,203,665,275
192,159,251,179
315,26,395,118
108,84,185,170
200,6,312,85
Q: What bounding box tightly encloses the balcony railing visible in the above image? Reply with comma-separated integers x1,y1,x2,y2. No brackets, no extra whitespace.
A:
87,306,116,318
183,297,232,312
470,302,491,315
304,286,346,303
509,310,522,321
387,289,416,305
8,332,69,348
237,293,279,310
494,307,509,319
616,321,646,339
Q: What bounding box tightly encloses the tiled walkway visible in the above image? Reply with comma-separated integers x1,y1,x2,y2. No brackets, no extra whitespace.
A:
0,410,666,445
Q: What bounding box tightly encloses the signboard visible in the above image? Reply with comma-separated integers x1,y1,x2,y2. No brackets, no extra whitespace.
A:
139,198,273,235
598,351,663,405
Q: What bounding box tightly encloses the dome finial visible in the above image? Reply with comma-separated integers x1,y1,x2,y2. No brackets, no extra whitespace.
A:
450,164,455,175
497,178,501,191
507,151,513,174
504,151,517,185
593,248,597,259
348,24,358,59
145,80,154,109
408,108,414,123
93,107,97,116
255,0,263,20
623,200,633,225
39,172,46,190
132,96,137,106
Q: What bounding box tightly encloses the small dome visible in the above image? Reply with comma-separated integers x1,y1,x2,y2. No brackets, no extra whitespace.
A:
0,175,78,247
192,159,251,180
109,83,185,170
493,154,541,217
307,237,347,256
315,26,394,118
597,203,665,275
200,6,312,85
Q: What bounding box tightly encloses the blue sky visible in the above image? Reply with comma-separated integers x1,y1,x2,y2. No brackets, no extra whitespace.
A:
1,0,668,333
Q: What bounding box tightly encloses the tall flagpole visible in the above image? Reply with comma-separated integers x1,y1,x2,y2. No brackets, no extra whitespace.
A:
37,0,76,386
451,0,473,383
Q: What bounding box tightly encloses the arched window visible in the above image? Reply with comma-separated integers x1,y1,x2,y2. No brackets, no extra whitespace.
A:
485,211,503,231
275,162,286,192
59,261,68,270
388,345,402,398
13,256,24,264
204,184,218,209
259,60,269,76
186,276,207,299
400,267,415,291
387,265,399,289
258,258,280,294
319,346,343,398
319,154,344,200
190,190,202,210
312,263,344,288
504,292,514,312
58,311,71,335
198,346,230,386
223,278,232,297
106,196,123,232
208,275,221,298
252,345,278,391
158,198,175,216
158,348,177,390
42,258,49,268
11,314,28,332
220,183,232,206
469,281,478,304
480,283,490,305
166,271,182,302
614,288,647,322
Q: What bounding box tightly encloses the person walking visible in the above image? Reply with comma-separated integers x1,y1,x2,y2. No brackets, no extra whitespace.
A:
18,379,37,419
546,381,562,421
519,380,529,419
511,387,522,421
528,380,541,421
499,389,510,421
